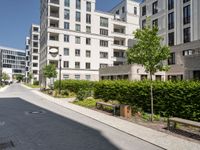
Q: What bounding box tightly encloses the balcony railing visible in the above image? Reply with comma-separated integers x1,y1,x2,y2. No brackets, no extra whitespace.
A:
50,0,59,5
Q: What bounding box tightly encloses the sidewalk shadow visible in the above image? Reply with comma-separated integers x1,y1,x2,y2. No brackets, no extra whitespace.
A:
0,97,120,150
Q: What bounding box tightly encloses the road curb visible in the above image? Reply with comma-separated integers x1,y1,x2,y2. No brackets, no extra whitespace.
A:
0,85,9,92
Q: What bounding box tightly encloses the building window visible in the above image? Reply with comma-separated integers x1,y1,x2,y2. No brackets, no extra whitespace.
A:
86,50,91,57
183,0,190,3
75,74,80,80
75,36,81,44
134,7,137,15
183,49,194,56
75,49,80,56
122,7,125,13
100,17,108,27
141,75,148,80
85,75,91,80
33,56,38,60
152,19,158,27
33,70,38,74
64,0,70,7
183,27,190,43
86,62,91,69
76,0,81,9
33,63,38,67
33,49,38,53
76,11,81,22
142,6,146,16
64,22,70,29
100,52,108,59
100,29,108,36
142,19,146,29
64,48,69,56
86,14,91,24
168,0,174,10
152,1,158,15
63,61,69,68
64,35,69,42
75,24,81,32
168,52,175,65
100,40,108,47
168,12,174,30
86,26,91,33
75,62,80,69
63,74,69,79
64,9,70,20
100,64,108,68
86,38,91,45
183,5,190,25
168,32,174,46
86,1,91,12
33,27,39,32
116,10,119,15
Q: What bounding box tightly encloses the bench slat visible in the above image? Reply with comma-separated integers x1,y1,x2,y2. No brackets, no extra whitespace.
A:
169,117,200,127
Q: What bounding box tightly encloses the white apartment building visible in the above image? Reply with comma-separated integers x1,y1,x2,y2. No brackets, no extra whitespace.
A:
40,0,140,85
0,46,26,81
25,37,30,82
28,25,40,82
140,0,200,80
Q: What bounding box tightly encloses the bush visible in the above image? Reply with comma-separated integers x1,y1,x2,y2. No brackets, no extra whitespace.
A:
76,88,92,100
94,80,200,121
54,80,95,94
33,80,39,85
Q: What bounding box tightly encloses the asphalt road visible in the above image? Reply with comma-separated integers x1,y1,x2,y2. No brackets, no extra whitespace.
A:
0,84,163,150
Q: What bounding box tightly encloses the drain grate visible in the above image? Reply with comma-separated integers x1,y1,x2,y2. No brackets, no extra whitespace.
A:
0,140,14,149
25,110,46,115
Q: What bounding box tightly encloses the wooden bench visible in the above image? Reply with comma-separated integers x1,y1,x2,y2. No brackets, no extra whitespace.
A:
168,117,200,130
96,102,120,115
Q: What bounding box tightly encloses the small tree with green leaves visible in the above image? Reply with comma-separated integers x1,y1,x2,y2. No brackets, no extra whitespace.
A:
28,73,33,83
127,22,171,121
43,64,57,89
2,72,10,81
16,74,24,82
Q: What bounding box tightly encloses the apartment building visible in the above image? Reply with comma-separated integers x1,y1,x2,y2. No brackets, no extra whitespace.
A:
40,0,140,86
140,0,200,80
25,37,30,82
28,25,40,82
0,46,26,81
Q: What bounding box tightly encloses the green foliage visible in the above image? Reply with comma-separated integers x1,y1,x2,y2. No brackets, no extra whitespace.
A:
2,72,10,81
76,88,92,100
73,99,101,108
94,80,200,121
54,80,95,94
33,80,39,85
127,21,171,76
28,73,33,81
16,74,24,82
43,64,57,79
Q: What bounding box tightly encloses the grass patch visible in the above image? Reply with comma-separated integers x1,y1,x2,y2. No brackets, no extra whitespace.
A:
24,83,40,88
73,98,102,108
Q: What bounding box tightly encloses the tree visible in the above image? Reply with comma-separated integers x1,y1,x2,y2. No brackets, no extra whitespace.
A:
2,72,10,81
16,74,24,82
43,64,57,88
127,22,170,121
28,73,33,83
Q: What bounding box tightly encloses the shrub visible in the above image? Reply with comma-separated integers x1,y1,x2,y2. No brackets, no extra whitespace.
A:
76,88,92,100
33,80,39,85
54,80,95,94
94,80,200,121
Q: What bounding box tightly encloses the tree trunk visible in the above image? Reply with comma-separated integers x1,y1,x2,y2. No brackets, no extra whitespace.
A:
150,73,154,122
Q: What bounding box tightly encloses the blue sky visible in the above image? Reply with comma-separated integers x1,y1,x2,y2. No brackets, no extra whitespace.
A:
0,0,123,50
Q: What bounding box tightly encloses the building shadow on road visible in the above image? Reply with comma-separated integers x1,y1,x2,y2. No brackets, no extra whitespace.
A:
0,97,120,150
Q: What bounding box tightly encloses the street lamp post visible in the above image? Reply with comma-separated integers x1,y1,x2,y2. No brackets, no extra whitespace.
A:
59,54,62,95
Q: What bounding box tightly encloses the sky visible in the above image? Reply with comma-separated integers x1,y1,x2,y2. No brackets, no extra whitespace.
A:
0,0,123,50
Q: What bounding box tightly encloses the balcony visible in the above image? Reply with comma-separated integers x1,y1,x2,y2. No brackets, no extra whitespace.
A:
50,6,59,18
49,33,59,41
49,19,59,28
50,0,59,5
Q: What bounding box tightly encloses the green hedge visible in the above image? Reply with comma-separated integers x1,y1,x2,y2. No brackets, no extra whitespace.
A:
94,80,200,121
54,80,95,94
54,80,200,121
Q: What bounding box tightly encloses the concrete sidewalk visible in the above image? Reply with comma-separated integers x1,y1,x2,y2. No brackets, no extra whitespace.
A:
22,84,200,150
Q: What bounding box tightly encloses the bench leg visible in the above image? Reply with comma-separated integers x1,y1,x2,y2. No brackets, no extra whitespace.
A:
173,122,177,128
113,107,116,116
